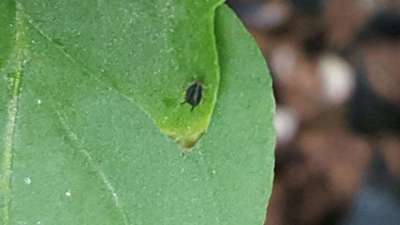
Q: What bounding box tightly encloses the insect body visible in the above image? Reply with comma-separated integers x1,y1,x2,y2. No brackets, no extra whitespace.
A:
182,81,203,111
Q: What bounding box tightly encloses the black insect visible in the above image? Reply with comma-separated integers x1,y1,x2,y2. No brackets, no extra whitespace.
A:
182,81,203,111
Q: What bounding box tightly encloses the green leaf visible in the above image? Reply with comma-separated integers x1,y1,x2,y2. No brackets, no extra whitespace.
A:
13,0,225,149
0,1,275,225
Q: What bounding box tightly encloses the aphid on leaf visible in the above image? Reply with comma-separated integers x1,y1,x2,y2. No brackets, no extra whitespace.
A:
182,81,203,111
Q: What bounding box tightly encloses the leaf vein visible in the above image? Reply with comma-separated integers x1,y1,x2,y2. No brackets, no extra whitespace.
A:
18,7,141,110
55,110,131,225
1,3,26,224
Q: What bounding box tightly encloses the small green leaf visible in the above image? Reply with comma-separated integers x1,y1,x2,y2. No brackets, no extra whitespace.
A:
0,1,275,225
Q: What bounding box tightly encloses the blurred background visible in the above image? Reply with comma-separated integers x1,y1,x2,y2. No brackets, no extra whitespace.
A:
226,0,400,225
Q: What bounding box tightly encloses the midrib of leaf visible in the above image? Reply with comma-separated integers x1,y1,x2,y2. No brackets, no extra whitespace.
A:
1,2,26,224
